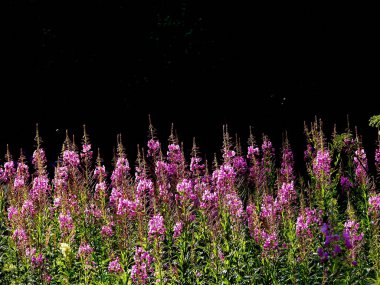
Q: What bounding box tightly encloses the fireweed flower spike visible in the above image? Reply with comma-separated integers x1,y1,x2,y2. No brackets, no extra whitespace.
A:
1,147,16,183
280,140,295,183
340,176,352,192
0,119,380,284
375,147,380,174
312,149,331,181
148,213,166,240
342,220,364,265
368,194,380,216
353,147,368,184
131,247,153,284
108,257,123,274
173,221,183,239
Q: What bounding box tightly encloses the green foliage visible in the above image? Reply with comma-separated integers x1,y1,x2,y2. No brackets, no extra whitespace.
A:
369,114,380,128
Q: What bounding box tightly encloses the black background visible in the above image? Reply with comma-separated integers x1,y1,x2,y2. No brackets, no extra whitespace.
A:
2,1,378,169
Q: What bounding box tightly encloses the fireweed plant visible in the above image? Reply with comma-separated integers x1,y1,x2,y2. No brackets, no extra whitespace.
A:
0,118,380,284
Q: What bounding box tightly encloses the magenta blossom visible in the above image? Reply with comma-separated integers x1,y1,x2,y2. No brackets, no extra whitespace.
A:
7,206,18,221
94,165,106,180
32,148,47,168
59,211,74,234
131,247,153,284
353,148,368,183
276,181,296,209
148,214,166,240
147,139,160,157
225,192,244,218
12,228,28,246
296,208,322,238
312,149,331,180
247,146,259,159
368,195,380,215
340,176,352,191
63,150,80,167
108,257,123,274
77,243,94,258
80,144,93,160
173,221,183,239
101,224,114,237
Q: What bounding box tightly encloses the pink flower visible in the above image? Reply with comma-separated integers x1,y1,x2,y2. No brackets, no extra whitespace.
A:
14,176,26,189
21,200,36,217
109,187,122,206
276,181,296,209
111,157,130,186
190,156,205,174
80,144,93,159
200,189,218,209
213,164,236,195
148,214,166,240
173,221,183,239
131,247,153,283
375,148,380,173
136,178,154,204
59,211,74,235
30,175,50,201
32,149,47,168
260,195,277,220
353,148,368,183
262,231,278,250
368,195,380,215
225,192,244,218
94,181,107,199
108,257,123,274
26,247,36,257
54,166,68,190
63,150,80,167
1,161,16,182
247,146,259,159
147,139,160,157
94,165,106,180
101,225,114,237
176,179,196,203
342,220,363,250
313,149,331,180
340,176,352,191
116,199,137,217
232,156,247,174
31,253,44,268
77,243,94,258
7,206,18,221
296,208,322,238
14,162,29,189
12,228,28,245
280,147,295,182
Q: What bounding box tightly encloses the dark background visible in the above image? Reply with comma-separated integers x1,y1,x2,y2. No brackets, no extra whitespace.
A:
2,1,378,169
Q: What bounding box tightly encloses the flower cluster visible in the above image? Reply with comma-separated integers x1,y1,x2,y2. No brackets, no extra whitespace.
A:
131,247,153,284
63,150,80,167
313,149,331,181
342,220,363,266
77,242,94,258
368,194,380,216
80,144,93,160
108,257,123,274
354,148,368,183
147,139,160,157
148,214,166,240
296,208,322,238
318,223,341,263
340,176,352,191
173,221,183,239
